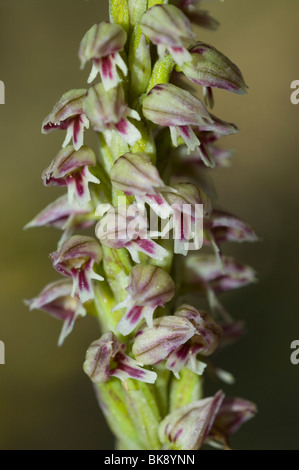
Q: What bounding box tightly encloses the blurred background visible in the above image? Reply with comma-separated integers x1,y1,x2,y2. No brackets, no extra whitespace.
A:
0,0,298,450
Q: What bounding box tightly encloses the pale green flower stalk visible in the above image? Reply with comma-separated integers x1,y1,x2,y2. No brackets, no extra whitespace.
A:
26,0,257,450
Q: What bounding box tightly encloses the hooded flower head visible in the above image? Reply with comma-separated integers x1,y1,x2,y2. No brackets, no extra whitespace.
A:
26,279,86,346
111,152,170,196
113,264,175,336
42,145,100,207
133,304,221,378
158,390,225,450
110,152,176,219
83,332,157,384
198,113,239,137
79,22,128,90
50,235,104,303
142,83,214,166
83,83,141,146
140,4,194,66
42,89,89,150
95,203,168,263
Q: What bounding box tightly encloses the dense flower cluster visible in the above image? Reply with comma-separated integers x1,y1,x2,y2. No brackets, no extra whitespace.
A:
26,0,256,450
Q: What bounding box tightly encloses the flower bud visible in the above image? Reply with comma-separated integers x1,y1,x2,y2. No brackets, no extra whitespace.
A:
175,304,222,356
181,42,247,98
163,183,212,255
140,4,194,66
79,22,127,90
42,89,89,150
158,390,224,449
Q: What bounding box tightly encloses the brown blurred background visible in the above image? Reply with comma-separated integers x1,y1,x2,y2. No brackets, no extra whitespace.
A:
0,0,299,449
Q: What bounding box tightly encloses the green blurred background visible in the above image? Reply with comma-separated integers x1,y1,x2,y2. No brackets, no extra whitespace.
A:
1,0,299,449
